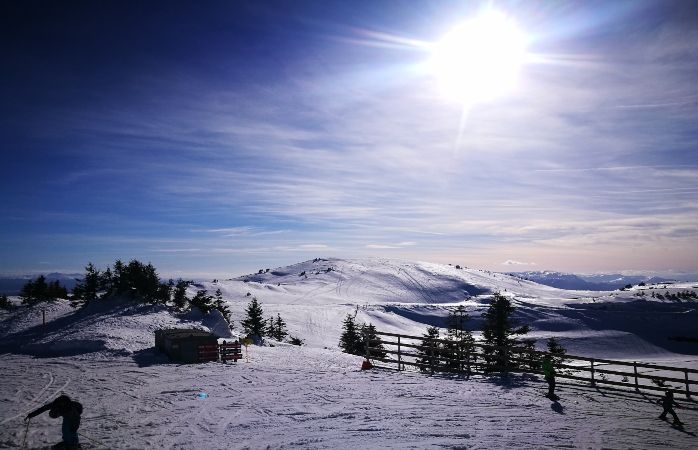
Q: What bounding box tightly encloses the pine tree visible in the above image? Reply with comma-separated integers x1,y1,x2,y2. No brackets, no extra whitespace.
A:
241,297,266,337
480,292,531,371
32,275,49,300
444,305,476,372
546,336,569,374
172,278,190,311
338,312,363,355
267,313,288,341
71,263,102,307
0,294,12,309
214,288,234,330
19,278,35,305
361,322,386,358
112,259,126,296
415,325,442,372
190,290,215,314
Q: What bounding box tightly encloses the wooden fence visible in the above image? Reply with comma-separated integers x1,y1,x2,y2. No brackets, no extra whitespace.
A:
365,331,698,399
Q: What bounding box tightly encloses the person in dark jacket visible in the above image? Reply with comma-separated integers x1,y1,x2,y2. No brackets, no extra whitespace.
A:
25,395,83,449
657,390,684,425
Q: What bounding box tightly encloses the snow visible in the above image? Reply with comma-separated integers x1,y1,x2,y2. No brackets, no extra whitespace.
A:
1,258,697,449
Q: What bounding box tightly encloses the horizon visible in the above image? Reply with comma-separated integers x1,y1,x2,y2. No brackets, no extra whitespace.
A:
1,256,697,283
2,1,697,278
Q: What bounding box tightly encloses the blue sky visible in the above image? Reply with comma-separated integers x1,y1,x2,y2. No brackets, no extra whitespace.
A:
1,1,697,279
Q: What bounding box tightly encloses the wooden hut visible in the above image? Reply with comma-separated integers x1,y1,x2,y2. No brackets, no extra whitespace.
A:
155,328,219,363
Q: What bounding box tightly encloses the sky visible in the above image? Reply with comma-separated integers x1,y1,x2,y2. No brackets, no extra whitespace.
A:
1,0,697,279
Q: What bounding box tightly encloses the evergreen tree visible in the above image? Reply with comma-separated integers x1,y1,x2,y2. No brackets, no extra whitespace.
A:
241,297,266,337
267,313,288,341
71,263,102,307
111,259,126,297
18,278,35,305
100,266,114,297
213,288,234,330
0,294,12,309
444,305,476,372
338,312,363,355
31,275,49,300
415,325,442,372
361,322,386,358
480,292,531,370
20,275,67,305
47,280,68,300
172,278,190,311
546,336,569,374
289,335,304,346
190,290,215,314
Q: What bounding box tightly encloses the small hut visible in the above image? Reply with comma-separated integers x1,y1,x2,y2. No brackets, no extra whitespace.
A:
155,328,219,363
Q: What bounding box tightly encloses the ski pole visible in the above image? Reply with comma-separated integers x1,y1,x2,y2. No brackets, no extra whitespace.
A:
78,431,110,448
20,418,30,450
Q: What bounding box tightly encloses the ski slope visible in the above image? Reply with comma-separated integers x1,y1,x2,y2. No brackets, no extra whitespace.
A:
1,258,697,449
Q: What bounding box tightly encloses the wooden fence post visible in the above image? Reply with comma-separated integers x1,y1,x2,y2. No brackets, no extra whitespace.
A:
634,362,639,390
430,339,435,374
686,370,691,399
364,329,370,360
397,336,401,371
591,359,595,386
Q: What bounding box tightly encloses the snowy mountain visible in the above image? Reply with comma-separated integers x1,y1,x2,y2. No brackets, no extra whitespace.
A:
1,258,696,449
508,270,675,291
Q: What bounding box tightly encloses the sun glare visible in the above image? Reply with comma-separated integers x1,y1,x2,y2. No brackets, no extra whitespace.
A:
430,11,527,104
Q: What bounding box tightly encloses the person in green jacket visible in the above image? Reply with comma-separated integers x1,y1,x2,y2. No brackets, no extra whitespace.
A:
542,355,557,399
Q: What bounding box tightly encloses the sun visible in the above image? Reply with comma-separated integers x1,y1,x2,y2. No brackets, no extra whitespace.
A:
430,11,527,104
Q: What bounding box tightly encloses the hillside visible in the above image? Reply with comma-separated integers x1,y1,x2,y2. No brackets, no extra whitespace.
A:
1,258,697,449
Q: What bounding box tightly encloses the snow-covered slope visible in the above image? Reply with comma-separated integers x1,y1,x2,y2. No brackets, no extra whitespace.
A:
1,258,697,449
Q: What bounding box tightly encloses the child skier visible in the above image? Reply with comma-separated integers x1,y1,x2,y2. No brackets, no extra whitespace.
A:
542,355,557,400
657,390,684,425
25,394,83,449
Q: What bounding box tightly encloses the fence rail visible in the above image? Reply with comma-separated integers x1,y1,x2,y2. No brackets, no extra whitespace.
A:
365,331,698,399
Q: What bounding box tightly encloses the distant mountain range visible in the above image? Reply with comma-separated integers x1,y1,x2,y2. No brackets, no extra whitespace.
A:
506,271,676,291
0,268,690,295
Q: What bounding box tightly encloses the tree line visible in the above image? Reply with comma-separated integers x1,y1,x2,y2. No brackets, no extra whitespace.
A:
339,292,568,372
13,259,303,345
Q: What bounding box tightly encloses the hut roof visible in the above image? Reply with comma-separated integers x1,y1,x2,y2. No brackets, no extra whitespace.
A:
158,328,218,340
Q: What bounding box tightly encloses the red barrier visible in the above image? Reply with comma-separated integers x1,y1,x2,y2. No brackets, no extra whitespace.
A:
198,343,219,362
220,342,242,362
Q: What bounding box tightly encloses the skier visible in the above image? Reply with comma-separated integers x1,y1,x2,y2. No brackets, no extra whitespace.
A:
25,394,83,449
542,355,557,400
657,390,684,425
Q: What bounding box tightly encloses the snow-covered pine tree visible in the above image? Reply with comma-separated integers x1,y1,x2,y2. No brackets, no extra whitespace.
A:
444,305,476,372
338,312,363,355
241,297,266,338
480,292,531,371
415,325,442,372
